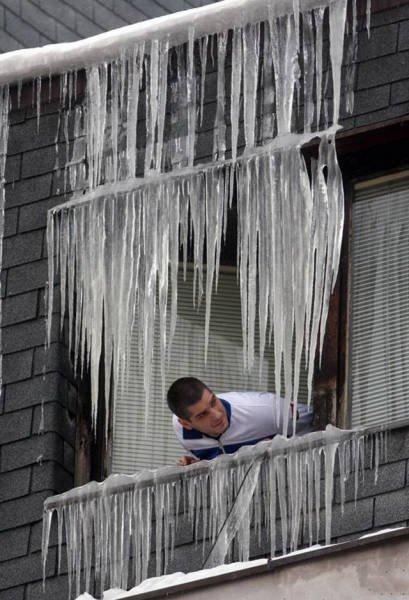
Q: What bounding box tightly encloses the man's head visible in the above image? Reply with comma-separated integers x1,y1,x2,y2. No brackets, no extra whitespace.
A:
167,377,228,437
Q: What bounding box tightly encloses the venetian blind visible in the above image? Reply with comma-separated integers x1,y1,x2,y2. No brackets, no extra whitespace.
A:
111,267,308,473
349,176,409,429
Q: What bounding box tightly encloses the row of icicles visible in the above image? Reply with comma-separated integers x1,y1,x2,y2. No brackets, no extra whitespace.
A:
44,0,361,436
42,428,387,599
48,132,343,437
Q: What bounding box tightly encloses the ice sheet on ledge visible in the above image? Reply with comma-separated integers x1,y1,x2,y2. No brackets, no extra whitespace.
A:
52,126,341,213
44,425,360,508
0,0,332,85
43,424,387,597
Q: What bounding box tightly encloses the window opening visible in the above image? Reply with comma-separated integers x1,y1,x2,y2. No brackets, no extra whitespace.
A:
349,173,409,428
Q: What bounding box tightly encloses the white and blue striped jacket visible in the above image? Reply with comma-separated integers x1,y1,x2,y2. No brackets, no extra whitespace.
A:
172,391,314,461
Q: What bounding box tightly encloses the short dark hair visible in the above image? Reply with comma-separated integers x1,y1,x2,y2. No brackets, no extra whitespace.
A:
167,377,209,419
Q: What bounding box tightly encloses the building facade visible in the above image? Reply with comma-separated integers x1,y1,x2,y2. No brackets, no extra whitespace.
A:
1,0,409,598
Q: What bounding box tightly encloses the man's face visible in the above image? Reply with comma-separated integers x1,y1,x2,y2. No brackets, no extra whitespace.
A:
178,388,228,437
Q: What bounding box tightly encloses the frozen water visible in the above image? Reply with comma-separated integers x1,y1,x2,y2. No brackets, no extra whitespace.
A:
41,0,359,436
0,86,9,395
47,127,342,436
42,427,387,596
0,0,362,436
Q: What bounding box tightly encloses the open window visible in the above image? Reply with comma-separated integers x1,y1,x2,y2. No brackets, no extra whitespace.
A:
111,265,310,473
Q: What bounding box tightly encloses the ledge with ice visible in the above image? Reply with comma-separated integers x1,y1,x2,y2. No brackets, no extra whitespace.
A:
0,0,336,85
42,424,388,597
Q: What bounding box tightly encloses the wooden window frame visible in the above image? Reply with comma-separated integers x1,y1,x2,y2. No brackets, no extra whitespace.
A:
312,117,409,430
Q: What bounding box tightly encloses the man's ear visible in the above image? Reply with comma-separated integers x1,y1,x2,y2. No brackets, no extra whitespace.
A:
178,417,192,430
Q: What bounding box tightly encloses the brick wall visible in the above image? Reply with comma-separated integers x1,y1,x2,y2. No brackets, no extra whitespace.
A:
0,2,409,599
0,0,219,54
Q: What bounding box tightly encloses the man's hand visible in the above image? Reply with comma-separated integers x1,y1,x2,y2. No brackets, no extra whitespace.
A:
178,455,200,466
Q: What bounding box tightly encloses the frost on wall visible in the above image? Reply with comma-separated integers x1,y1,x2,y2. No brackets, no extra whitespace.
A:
41,0,362,439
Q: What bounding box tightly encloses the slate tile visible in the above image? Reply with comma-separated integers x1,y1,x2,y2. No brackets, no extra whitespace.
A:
32,402,76,446
0,587,25,600
375,487,409,527
0,548,56,589
0,492,50,531
358,23,398,62
7,259,48,295
19,196,65,233
5,174,52,208
4,155,21,184
4,209,18,238
357,51,409,89
0,406,32,443
0,527,30,562
31,461,73,494
334,460,406,503
391,78,409,104
0,468,30,502
1,433,64,472
7,114,59,156
5,373,75,413
3,230,44,269
2,291,38,327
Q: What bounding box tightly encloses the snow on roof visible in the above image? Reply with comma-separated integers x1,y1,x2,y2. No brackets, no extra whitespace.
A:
0,0,329,86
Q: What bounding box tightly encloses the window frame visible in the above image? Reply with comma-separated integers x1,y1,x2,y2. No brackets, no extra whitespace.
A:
316,116,409,430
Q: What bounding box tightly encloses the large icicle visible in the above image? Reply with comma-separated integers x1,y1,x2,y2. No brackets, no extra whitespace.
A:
42,427,388,595
41,0,362,435
0,86,9,395
48,130,341,437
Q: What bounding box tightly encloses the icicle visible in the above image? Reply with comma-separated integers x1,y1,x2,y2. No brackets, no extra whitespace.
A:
314,8,324,130
344,0,358,114
262,21,275,142
302,12,314,132
329,0,348,125
366,0,371,36
242,23,260,149
269,12,298,134
213,31,227,161
230,28,242,162
199,35,208,127
187,27,197,167
36,76,42,132
0,85,10,395
17,80,22,109
126,43,144,178
42,507,53,587
323,442,338,545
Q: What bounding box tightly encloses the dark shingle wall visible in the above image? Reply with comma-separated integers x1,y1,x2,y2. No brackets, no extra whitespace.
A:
0,103,78,599
348,5,409,128
0,0,219,53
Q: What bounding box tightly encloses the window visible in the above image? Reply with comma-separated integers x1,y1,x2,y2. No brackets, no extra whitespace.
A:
111,266,309,473
348,173,409,428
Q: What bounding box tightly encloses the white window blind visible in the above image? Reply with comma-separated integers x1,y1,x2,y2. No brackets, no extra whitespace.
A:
349,176,409,429
111,267,308,473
